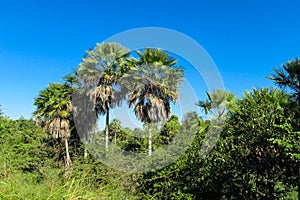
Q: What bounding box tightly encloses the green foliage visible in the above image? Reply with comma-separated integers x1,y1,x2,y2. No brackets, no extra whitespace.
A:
0,118,49,176
2,86,300,199
134,89,300,199
219,88,298,199
135,112,203,199
0,117,139,199
3,47,300,199
107,120,149,153
160,115,180,144
268,123,300,160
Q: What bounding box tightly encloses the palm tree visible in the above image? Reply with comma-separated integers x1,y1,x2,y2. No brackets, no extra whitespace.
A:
123,48,184,156
109,119,121,145
77,42,130,150
196,89,236,118
267,58,300,101
33,81,74,171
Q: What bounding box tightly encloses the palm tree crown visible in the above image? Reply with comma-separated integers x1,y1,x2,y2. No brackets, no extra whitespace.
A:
267,58,300,101
77,42,130,149
197,89,236,118
78,42,130,114
33,82,73,138
124,48,184,123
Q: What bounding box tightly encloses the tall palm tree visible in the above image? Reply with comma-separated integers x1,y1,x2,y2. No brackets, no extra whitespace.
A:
123,48,184,156
33,81,74,171
267,58,300,101
77,42,130,150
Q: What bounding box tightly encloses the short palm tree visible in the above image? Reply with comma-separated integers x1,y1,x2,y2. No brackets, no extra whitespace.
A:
196,89,236,118
123,48,184,156
77,42,130,150
33,81,73,171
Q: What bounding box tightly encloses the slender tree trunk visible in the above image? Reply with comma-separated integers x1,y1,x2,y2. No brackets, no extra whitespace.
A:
84,148,88,158
64,138,72,171
84,132,88,158
114,131,117,145
298,168,300,200
148,126,152,156
105,109,109,150
256,171,259,198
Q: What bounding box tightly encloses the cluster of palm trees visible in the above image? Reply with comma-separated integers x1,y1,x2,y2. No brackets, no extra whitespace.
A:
33,42,184,169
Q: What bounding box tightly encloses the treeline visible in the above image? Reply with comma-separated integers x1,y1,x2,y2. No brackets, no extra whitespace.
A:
0,43,299,199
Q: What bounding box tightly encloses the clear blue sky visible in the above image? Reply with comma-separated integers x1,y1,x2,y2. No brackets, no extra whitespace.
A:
0,0,300,119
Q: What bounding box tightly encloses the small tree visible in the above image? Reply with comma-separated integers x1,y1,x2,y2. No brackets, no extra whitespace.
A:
109,119,121,145
160,115,180,144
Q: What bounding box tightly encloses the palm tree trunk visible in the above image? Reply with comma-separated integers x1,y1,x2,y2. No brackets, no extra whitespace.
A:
84,148,88,158
114,131,117,145
298,170,300,200
64,138,72,170
105,109,109,150
148,125,152,156
84,132,88,158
